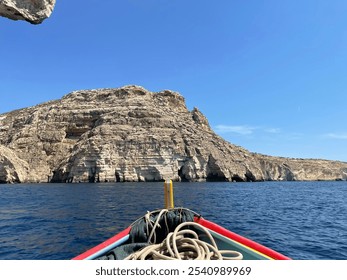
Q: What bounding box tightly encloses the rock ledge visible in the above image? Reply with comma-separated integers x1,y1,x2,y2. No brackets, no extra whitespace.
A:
0,0,56,24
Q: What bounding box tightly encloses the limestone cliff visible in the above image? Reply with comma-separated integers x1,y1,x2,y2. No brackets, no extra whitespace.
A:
0,85,347,183
0,145,29,183
0,0,56,24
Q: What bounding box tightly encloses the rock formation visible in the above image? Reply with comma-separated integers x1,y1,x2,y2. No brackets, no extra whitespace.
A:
1,85,347,183
0,0,56,24
0,145,29,183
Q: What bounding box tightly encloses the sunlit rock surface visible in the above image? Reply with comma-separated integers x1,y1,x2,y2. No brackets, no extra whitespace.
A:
0,0,56,24
1,85,347,183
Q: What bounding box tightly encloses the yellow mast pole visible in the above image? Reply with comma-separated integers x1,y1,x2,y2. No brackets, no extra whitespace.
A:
164,179,174,209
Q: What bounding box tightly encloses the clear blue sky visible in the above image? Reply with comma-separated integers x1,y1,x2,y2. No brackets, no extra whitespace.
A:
1,0,347,162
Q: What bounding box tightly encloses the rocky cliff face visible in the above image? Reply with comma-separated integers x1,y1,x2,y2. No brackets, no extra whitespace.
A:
0,145,29,183
0,0,56,24
1,85,347,183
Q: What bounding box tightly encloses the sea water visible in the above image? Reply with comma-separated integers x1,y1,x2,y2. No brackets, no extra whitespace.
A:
0,181,346,260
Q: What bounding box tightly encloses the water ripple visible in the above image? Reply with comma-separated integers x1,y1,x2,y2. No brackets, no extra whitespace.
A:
0,181,346,259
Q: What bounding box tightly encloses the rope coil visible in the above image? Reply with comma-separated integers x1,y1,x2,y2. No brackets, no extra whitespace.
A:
125,221,243,260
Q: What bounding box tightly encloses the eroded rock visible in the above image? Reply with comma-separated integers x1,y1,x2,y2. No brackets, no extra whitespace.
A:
0,145,29,183
0,0,56,24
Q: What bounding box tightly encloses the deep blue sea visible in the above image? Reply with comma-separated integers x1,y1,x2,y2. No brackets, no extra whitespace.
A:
0,181,346,260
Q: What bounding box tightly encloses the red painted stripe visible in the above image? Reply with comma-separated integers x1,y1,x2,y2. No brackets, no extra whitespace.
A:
72,227,131,260
195,217,291,260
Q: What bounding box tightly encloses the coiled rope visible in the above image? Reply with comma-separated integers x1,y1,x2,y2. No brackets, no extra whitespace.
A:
125,220,243,260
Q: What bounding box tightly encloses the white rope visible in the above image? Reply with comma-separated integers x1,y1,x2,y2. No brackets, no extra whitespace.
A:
146,209,168,244
125,221,243,260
